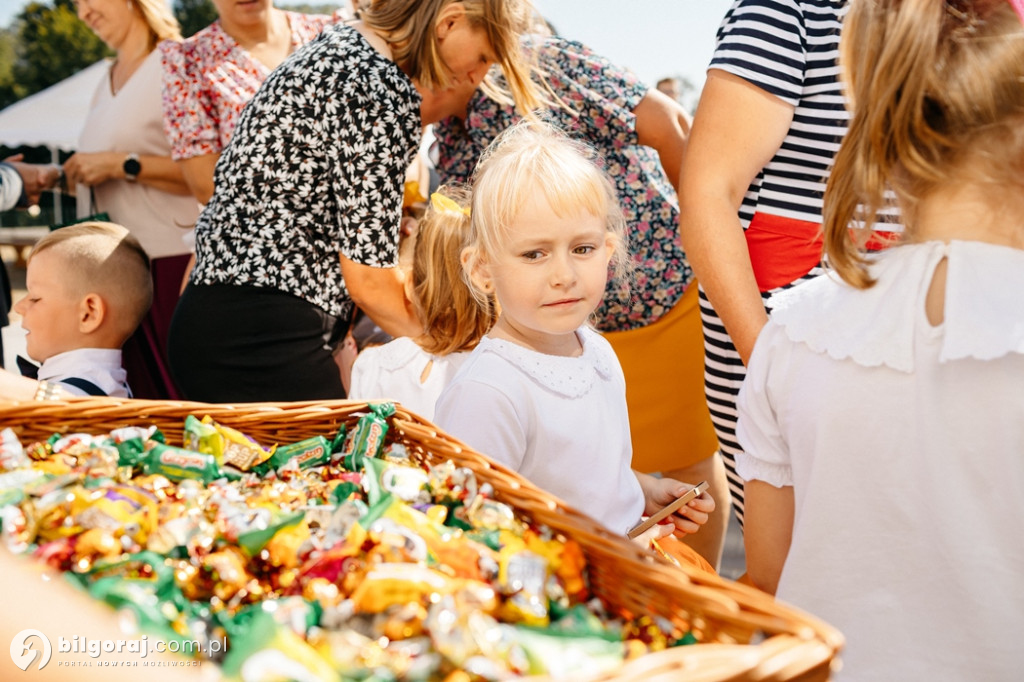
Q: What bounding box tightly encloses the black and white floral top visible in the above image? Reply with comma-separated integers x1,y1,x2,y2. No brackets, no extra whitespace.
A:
191,24,422,320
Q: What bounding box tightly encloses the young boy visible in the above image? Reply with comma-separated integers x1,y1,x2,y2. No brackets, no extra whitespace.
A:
0,222,152,400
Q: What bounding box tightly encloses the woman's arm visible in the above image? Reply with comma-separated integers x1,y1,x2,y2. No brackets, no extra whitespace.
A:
339,255,423,338
176,153,219,205
633,87,691,194
63,152,193,196
743,479,794,595
677,69,795,364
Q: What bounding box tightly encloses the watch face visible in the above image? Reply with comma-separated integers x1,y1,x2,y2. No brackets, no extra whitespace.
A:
124,157,141,177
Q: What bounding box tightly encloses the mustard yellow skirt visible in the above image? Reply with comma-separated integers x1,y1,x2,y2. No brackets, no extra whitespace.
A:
604,284,718,473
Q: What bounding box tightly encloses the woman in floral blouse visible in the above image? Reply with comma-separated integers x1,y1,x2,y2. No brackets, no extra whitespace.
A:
160,0,339,204
167,0,541,403
432,36,727,569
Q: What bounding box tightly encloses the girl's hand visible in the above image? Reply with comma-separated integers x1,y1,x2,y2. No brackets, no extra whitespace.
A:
63,152,120,187
636,472,715,536
628,519,675,549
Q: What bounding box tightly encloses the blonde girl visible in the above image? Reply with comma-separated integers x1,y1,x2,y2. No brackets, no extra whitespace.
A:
435,122,715,571
738,0,1024,677
348,186,497,420
169,0,543,403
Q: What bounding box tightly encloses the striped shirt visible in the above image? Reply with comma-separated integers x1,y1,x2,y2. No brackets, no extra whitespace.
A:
710,0,848,228
701,0,850,526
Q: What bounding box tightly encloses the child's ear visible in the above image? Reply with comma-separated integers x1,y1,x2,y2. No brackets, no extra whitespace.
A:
461,247,494,294
78,293,107,334
604,233,619,262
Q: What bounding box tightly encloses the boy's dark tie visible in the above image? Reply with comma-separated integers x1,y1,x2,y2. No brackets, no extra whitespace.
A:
16,356,39,379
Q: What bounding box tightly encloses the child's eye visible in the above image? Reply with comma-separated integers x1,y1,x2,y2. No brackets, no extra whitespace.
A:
573,245,596,255
521,250,542,261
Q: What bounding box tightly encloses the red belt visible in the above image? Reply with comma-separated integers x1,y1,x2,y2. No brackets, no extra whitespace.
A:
745,212,900,292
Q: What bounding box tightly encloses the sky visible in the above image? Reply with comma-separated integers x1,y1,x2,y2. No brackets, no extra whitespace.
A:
0,0,735,100
533,0,734,96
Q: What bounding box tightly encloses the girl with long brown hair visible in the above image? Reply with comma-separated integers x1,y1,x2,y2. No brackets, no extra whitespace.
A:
739,1,1024,677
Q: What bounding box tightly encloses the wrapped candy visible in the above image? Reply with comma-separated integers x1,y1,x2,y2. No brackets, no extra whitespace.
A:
0,417,693,680
184,415,274,472
0,427,30,470
338,402,396,460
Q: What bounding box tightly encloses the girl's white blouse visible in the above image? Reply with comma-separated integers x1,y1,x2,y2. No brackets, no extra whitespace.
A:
736,240,1024,680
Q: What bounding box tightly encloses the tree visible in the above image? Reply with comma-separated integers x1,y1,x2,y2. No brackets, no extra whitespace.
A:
5,0,108,106
172,0,342,37
174,0,218,39
0,29,17,109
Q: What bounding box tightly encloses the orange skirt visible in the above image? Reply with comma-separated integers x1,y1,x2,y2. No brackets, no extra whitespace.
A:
656,535,717,574
603,284,719,473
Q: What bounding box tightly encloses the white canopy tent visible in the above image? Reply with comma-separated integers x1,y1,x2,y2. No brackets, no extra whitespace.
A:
0,59,108,222
0,58,108,151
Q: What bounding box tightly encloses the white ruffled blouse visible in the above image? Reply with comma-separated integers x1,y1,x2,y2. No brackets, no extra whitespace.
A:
348,337,470,421
735,240,1024,681
766,240,1024,371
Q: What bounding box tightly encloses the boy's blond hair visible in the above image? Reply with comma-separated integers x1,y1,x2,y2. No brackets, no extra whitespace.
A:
29,222,152,344
824,0,1024,288
411,185,497,355
362,0,542,113
463,120,631,302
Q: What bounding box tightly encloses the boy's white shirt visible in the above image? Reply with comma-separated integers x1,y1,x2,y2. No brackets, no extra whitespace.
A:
37,348,130,397
736,240,1024,681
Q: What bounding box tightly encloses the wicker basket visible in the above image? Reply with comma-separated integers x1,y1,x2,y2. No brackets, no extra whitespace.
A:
0,397,843,681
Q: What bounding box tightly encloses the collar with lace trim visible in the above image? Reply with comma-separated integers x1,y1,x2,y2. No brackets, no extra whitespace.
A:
476,326,615,398
766,240,1024,373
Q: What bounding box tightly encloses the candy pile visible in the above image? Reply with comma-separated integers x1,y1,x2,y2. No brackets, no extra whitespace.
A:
0,404,694,680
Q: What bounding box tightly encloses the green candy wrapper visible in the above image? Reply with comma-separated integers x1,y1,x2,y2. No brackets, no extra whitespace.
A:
75,551,195,651
110,426,165,467
339,402,395,459
184,415,273,471
219,610,339,682
143,443,223,482
236,510,306,556
260,435,333,474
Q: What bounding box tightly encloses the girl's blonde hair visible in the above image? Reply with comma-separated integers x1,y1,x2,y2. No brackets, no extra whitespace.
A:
362,0,542,113
412,186,498,355
824,0,1024,287
131,0,182,48
463,120,630,300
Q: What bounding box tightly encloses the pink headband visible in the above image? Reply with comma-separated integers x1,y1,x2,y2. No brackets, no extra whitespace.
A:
1012,0,1024,25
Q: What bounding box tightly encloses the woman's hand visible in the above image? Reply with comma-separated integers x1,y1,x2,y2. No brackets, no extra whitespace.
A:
63,151,122,187
66,152,194,196
636,472,715,536
2,154,60,206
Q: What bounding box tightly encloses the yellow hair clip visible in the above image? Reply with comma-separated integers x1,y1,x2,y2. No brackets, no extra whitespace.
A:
430,192,471,217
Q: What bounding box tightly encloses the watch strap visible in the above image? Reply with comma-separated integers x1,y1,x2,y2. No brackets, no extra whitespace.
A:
123,153,141,182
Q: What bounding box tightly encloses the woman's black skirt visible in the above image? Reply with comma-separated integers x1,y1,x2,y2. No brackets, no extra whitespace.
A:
169,283,347,403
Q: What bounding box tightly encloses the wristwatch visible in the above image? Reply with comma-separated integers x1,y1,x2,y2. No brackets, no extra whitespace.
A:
123,153,141,182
